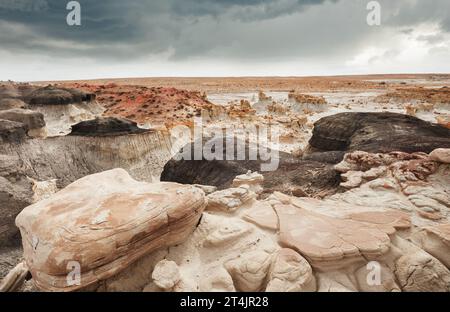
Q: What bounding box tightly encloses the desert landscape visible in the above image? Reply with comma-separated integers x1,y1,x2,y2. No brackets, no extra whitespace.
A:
0,74,449,292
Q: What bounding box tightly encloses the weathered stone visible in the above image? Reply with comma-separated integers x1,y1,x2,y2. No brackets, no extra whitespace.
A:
161,137,340,197
242,201,278,231
15,169,206,291
309,112,450,154
26,86,95,105
430,148,450,164
266,248,316,292
151,260,181,290
275,204,392,270
206,186,255,212
0,98,27,110
0,119,27,143
70,117,149,137
224,250,273,292
395,250,450,292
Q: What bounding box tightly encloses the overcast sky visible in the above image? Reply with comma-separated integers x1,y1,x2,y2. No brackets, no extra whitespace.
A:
0,0,449,81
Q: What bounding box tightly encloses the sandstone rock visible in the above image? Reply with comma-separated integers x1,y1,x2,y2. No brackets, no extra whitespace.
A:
347,211,411,232
413,224,450,269
275,203,392,270
224,250,273,292
266,248,316,292
204,219,253,247
15,169,206,291
70,117,149,137
430,148,450,164
395,250,450,292
199,266,236,292
309,112,450,154
242,201,278,231
354,262,401,292
232,171,264,194
151,260,181,290
206,186,255,212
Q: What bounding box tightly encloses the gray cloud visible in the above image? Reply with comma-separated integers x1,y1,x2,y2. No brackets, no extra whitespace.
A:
0,0,449,80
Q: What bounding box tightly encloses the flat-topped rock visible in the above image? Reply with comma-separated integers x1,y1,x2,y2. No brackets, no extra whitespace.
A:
15,169,206,291
26,86,96,105
275,204,393,270
69,117,149,137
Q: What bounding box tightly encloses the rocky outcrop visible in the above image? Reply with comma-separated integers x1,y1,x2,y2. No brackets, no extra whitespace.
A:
16,169,206,291
69,117,149,137
0,154,34,246
0,99,27,110
161,137,340,198
0,109,46,138
8,148,450,292
308,112,450,155
0,83,103,137
0,119,28,143
26,86,96,106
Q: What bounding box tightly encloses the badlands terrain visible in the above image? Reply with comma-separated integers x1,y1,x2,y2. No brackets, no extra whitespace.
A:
0,74,450,292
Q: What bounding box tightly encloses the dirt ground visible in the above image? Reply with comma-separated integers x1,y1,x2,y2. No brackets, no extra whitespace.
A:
38,74,450,93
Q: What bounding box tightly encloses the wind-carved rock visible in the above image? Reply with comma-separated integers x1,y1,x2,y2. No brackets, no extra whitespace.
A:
151,260,181,291
15,169,206,291
266,248,316,292
275,203,393,271
206,186,256,212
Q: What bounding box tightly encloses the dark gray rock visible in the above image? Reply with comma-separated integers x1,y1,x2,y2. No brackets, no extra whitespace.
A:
26,85,96,105
69,117,149,137
0,119,27,143
309,112,450,154
161,137,340,198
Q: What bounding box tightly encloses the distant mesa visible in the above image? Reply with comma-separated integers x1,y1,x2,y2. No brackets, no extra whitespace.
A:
69,117,150,137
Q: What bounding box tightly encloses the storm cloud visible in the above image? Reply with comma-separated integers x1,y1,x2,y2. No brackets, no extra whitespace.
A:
0,0,449,80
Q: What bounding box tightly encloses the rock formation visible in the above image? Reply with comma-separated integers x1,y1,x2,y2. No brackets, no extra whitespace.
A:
70,117,149,137
0,83,103,136
15,169,206,291
4,147,450,292
161,137,339,198
308,112,450,156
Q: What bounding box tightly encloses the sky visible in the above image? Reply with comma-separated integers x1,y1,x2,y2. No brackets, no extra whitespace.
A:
0,0,449,81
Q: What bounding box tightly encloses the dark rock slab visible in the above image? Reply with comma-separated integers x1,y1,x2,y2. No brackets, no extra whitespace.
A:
309,112,450,154
69,117,149,137
26,85,96,105
161,137,339,197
